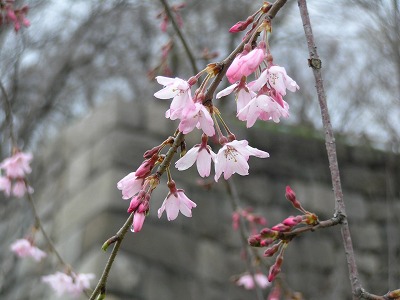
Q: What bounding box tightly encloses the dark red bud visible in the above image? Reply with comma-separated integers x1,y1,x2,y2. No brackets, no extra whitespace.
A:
248,234,262,247
264,243,280,257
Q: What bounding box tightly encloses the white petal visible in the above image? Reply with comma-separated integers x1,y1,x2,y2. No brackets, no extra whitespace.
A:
175,147,199,171
196,148,212,177
216,83,238,98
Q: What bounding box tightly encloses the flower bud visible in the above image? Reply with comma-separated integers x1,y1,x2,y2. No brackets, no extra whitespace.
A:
127,194,142,213
248,234,262,247
260,228,278,239
271,223,291,232
285,185,304,211
282,215,303,227
131,212,146,232
137,201,149,213
260,238,274,247
267,255,283,282
143,145,162,159
264,243,280,257
135,154,158,178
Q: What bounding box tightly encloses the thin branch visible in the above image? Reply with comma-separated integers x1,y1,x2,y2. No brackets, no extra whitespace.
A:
159,0,198,74
0,81,17,149
89,212,134,300
297,1,369,299
24,179,70,269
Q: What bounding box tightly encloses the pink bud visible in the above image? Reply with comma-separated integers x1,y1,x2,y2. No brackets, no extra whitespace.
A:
271,223,291,232
267,255,283,282
137,201,149,213
229,20,248,33
285,185,297,201
143,145,162,159
260,238,274,247
248,234,262,247
132,212,146,232
264,243,280,257
135,154,158,178
229,16,253,33
282,215,302,227
127,194,142,213
285,185,303,210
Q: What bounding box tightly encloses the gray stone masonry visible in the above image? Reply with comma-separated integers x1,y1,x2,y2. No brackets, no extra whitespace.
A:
2,99,400,300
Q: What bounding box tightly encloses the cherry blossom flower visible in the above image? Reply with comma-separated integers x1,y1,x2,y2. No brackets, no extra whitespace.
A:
226,43,266,83
237,94,289,128
42,272,95,298
154,76,195,120
10,238,47,262
252,66,299,98
175,137,216,177
178,103,215,136
214,140,269,181
117,172,144,200
0,152,33,179
158,181,197,221
268,66,299,96
236,273,270,290
216,78,256,114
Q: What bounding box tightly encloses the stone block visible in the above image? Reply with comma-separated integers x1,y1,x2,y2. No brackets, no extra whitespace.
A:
145,99,176,138
143,265,193,300
352,223,383,250
122,221,199,274
196,239,235,282
55,168,127,236
344,192,368,221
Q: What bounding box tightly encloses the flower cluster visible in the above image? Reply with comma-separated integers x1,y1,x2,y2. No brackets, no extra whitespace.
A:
117,2,299,237
248,186,319,282
0,151,34,198
217,21,299,128
42,272,95,298
235,272,270,290
0,1,30,32
10,238,47,262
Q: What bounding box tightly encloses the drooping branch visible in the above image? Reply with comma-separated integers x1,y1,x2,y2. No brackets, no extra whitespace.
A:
297,1,400,299
90,1,291,298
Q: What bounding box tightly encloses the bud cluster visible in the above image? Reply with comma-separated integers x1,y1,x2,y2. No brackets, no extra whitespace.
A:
0,0,30,32
248,186,319,282
232,207,267,234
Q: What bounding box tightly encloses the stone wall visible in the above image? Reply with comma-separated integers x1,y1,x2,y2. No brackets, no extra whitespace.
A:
3,99,400,300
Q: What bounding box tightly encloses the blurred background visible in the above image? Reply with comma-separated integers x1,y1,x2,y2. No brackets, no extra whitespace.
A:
0,0,399,299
